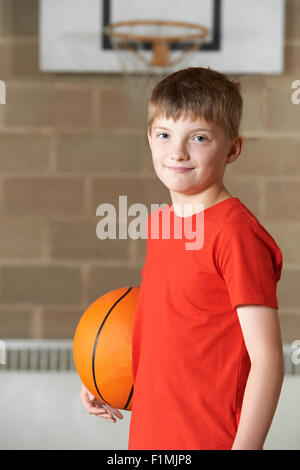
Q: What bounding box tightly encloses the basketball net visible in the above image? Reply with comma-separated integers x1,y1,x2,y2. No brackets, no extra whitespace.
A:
104,20,209,127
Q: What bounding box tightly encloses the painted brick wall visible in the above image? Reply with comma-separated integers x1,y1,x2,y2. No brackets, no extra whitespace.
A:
0,0,299,341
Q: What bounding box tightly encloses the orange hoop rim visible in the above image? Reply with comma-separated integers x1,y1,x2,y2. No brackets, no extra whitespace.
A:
105,19,209,44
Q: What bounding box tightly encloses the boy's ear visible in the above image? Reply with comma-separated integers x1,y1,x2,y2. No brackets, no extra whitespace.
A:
226,136,243,164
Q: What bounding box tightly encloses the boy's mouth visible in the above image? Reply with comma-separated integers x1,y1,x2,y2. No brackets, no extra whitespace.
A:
165,165,194,173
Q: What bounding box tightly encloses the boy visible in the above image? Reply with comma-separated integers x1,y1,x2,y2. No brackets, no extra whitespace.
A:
80,67,284,450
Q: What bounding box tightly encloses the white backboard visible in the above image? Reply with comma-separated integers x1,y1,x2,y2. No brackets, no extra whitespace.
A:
39,0,286,74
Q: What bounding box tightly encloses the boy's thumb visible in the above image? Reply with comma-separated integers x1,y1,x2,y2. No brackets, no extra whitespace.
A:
87,390,96,401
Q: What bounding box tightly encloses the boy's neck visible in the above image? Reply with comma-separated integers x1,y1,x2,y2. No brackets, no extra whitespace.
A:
170,187,233,216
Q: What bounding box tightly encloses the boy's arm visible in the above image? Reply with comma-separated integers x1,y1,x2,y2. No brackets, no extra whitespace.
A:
231,305,285,450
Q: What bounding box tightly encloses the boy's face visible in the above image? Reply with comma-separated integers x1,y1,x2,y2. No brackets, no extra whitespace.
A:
147,114,241,199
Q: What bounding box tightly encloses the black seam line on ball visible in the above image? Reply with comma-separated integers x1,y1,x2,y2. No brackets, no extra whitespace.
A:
92,286,133,407
124,384,134,410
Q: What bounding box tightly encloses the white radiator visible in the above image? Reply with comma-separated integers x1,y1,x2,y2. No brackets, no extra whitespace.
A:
0,340,76,371
0,340,299,374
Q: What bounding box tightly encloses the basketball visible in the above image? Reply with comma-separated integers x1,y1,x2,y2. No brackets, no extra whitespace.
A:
73,286,140,411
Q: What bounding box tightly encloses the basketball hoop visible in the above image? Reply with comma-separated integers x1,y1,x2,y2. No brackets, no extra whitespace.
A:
104,19,209,126
105,19,208,70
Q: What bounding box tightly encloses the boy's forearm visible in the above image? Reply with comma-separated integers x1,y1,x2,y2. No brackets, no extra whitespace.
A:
231,354,284,450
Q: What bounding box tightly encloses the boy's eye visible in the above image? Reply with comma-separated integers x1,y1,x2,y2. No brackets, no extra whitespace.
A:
156,134,207,141
157,133,168,139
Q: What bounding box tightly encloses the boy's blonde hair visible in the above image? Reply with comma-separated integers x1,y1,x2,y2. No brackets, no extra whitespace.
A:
147,66,243,141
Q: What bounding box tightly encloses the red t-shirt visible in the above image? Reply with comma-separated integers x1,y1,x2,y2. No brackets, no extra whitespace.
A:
128,197,283,450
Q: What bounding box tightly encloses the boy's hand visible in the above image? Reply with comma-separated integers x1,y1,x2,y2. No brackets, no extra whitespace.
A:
80,383,123,423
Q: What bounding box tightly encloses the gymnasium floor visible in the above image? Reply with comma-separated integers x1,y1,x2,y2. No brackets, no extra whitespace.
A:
0,371,299,450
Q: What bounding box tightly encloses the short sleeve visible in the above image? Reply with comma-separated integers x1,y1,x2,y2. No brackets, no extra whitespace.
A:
215,221,283,310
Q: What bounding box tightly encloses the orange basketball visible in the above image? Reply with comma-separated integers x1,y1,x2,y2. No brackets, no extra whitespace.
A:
73,286,140,411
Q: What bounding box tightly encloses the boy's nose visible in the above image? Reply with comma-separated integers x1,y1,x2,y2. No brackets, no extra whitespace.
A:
169,146,189,161
169,155,190,164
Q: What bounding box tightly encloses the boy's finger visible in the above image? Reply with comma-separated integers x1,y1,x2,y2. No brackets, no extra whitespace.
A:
88,408,116,421
89,407,112,416
104,404,123,419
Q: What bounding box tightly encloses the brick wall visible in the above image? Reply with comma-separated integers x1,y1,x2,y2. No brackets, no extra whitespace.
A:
0,0,299,341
